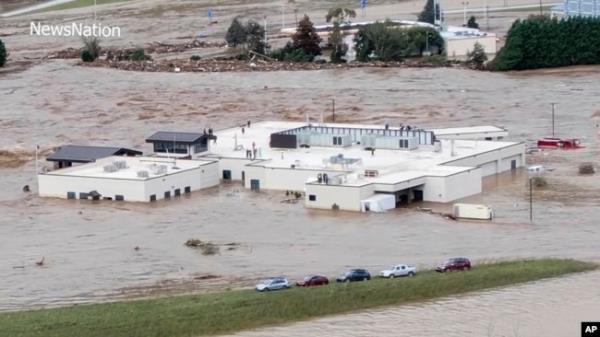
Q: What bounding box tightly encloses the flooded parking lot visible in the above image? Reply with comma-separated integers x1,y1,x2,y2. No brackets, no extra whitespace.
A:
1,61,599,333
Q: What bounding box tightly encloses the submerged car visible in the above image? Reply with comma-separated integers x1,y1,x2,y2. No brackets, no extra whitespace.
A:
380,264,417,278
336,269,371,282
435,258,472,272
296,275,329,287
255,277,290,292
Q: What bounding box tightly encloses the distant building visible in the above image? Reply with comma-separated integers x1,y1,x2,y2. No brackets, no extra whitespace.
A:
552,0,600,17
145,131,216,158
47,145,142,169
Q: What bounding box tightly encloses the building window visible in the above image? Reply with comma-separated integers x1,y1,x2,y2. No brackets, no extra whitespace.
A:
174,189,181,197
154,142,188,154
115,195,124,201
223,170,232,180
309,194,317,201
67,192,76,199
164,191,171,199
184,186,191,193
79,192,88,200
150,194,156,202
194,143,206,153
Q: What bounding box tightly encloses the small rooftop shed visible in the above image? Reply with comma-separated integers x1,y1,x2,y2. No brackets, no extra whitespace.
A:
47,145,142,169
146,131,217,158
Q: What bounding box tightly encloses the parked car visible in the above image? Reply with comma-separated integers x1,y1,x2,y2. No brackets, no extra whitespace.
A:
255,277,290,292
435,258,472,272
296,275,329,287
336,269,371,282
380,264,417,278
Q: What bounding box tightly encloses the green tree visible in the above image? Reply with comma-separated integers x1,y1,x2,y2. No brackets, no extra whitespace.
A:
245,20,267,54
81,37,101,62
418,0,437,24
292,15,322,57
467,15,479,29
329,21,348,63
325,7,356,23
0,39,6,67
467,42,487,69
225,17,247,47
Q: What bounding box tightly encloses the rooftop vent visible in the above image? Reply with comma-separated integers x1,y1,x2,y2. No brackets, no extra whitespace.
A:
137,170,149,178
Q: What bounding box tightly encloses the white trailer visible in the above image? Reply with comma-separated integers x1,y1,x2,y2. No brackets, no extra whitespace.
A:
452,203,493,220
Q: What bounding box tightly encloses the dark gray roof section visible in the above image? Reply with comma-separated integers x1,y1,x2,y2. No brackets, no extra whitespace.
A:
47,145,142,163
145,131,207,144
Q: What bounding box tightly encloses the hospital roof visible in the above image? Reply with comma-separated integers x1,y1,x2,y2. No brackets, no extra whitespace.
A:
47,145,142,163
146,131,208,144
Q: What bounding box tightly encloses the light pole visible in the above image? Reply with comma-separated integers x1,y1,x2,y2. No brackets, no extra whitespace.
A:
281,1,285,29
551,102,557,138
462,1,469,26
539,0,543,15
94,0,97,21
332,98,335,122
263,16,268,50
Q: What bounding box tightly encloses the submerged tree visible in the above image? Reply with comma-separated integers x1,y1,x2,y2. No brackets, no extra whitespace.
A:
329,22,348,63
0,39,6,67
292,15,322,57
225,17,247,47
81,37,101,62
467,42,488,69
467,15,479,29
418,0,436,24
245,20,267,54
325,7,356,23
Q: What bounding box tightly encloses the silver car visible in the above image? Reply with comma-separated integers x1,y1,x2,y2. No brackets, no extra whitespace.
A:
255,277,290,292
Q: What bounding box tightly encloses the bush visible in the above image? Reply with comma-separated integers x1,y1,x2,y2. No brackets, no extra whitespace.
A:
129,48,151,61
292,15,322,58
81,37,101,62
0,39,6,67
492,16,600,71
270,42,313,62
467,42,488,69
467,16,479,29
423,54,448,65
190,55,201,61
579,162,595,175
532,176,548,188
225,17,247,47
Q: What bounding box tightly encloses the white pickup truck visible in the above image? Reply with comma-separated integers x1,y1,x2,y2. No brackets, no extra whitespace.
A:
380,264,417,278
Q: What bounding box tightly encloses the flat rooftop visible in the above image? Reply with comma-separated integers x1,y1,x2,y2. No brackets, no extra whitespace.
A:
43,156,215,180
204,121,522,185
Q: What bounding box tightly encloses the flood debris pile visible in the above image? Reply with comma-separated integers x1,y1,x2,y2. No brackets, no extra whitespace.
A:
578,162,595,175
185,239,241,255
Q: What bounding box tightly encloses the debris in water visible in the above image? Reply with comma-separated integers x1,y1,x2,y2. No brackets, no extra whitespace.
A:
35,257,45,266
184,239,221,255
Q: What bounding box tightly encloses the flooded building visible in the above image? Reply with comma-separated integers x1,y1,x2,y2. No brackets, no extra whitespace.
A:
38,156,219,202
46,145,142,169
202,121,525,212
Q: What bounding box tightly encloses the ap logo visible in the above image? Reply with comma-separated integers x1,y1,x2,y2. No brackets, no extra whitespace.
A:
582,322,600,336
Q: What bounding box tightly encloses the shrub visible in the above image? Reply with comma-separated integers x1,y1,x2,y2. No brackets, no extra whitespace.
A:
423,54,448,65
270,42,313,62
81,37,101,62
0,39,6,67
190,55,201,61
532,176,547,188
579,162,595,175
467,16,479,29
467,42,488,69
418,0,439,24
292,15,322,58
225,17,247,47
129,48,151,61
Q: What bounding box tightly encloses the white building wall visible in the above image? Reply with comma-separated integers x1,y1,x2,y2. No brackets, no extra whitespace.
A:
38,174,147,201
423,168,482,203
213,157,254,181
144,161,219,201
445,36,497,60
442,143,525,177
244,166,347,191
305,183,375,211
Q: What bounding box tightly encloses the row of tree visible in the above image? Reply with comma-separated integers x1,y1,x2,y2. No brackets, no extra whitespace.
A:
492,15,600,71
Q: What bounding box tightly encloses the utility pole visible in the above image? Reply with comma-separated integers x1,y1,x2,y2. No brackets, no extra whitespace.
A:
294,9,298,25
332,98,336,122
281,1,285,29
94,0,97,21
263,16,268,50
551,102,556,137
539,0,543,15
529,177,533,222
462,1,469,26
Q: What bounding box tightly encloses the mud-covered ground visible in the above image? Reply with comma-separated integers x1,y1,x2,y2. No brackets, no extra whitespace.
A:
1,1,599,336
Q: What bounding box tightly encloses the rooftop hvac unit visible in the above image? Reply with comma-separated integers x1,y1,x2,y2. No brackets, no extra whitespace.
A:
434,140,442,152
113,160,127,169
151,164,168,175
103,164,118,173
137,170,149,178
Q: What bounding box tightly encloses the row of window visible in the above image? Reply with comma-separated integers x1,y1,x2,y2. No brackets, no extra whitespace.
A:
65,186,193,202
332,136,344,146
149,186,192,201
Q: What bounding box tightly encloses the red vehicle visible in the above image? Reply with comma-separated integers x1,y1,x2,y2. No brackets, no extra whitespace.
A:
537,137,583,149
296,275,329,287
435,258,472,272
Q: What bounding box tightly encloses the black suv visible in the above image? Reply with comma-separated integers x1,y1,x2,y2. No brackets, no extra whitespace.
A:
336,268,371,282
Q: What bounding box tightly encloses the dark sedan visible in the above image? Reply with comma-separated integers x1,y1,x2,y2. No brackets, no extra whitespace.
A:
435,257,472,272
336,268,371,282
296,275,329,287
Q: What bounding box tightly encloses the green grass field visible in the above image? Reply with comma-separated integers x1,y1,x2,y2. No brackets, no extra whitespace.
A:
0,259,595,337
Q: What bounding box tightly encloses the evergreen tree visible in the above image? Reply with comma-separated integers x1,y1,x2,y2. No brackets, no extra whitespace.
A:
467,15,479,29
418,0,435,24
0,39,6,67
329,21,348,63
292,15,322,57
225,17,247,47
467,42,487,69
245,20,267,54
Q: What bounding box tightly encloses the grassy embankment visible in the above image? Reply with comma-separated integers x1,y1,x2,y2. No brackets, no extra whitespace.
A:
39,0,130,13
0,259,596,337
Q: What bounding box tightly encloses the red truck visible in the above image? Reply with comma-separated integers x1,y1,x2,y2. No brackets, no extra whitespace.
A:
537,137,583,149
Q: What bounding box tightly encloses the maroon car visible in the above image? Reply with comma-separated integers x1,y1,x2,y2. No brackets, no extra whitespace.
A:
435,258,472,272
296,275,329,287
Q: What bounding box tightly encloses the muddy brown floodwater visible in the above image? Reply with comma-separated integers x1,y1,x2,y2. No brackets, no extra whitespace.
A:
1,60,600,337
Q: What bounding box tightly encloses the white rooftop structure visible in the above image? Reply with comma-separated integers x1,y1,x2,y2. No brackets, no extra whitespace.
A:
201,121,525,212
